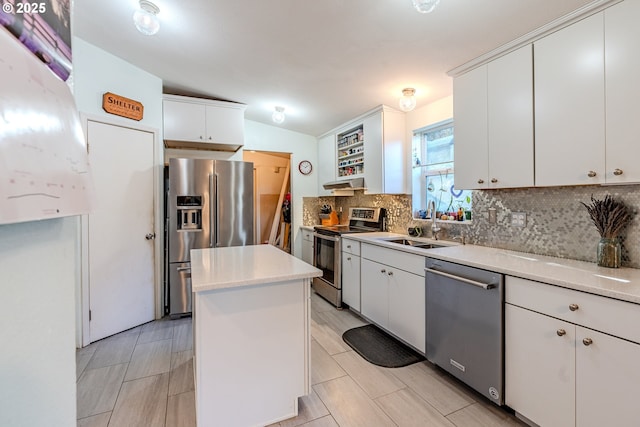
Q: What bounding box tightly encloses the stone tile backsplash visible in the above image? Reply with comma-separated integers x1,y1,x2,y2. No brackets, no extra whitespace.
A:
303,184,640,268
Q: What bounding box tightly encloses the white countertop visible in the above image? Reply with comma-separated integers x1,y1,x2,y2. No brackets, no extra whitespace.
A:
346,232,640,305
190,244,322,293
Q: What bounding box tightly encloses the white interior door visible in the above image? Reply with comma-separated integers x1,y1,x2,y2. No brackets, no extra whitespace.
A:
87,120,155,342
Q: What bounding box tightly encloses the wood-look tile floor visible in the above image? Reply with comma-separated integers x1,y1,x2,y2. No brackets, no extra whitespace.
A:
76,292,526,427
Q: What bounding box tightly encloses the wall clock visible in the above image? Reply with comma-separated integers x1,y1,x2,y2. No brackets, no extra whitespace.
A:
298,160,313,175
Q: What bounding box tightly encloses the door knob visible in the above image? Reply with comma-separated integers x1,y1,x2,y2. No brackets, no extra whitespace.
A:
380,269,386,274
145,233,156,240
587,171,597,178
477,179,485,184
569,303,579,312
491,178,498,183
556,329,566,337
613,168,623,176
583,337,593,346
387,271,393,276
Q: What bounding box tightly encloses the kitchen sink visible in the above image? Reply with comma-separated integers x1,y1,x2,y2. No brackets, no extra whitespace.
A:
385,238,445,249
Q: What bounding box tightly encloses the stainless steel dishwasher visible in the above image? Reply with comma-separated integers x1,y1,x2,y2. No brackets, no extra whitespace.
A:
425,258,504,405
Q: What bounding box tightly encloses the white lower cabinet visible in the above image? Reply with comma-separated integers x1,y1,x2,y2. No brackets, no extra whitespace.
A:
300,228,314,265
341,238,361,311
505,276,640,426
360,244,425,353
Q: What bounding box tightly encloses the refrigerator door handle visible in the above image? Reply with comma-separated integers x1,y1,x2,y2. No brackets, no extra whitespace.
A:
209,174,214,248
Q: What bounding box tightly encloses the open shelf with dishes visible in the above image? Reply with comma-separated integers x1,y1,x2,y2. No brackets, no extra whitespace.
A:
337,125,364,177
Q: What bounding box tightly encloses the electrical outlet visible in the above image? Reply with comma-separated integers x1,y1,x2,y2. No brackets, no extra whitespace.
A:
511,212,527,227
488,208,497,224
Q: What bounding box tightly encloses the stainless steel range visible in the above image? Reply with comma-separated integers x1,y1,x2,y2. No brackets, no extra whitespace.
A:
313,207,387,308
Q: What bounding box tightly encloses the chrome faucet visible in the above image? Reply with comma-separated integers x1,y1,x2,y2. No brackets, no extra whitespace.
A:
428,200,441,240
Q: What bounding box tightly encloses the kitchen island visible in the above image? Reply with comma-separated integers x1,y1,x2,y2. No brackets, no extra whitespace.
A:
190,244,322,427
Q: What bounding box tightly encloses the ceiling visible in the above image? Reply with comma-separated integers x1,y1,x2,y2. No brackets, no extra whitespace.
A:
73,0,595,137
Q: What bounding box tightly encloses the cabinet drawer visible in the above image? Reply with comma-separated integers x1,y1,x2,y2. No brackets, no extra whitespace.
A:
506,276,640,344
361,243,424,276
301,229,314,242
342,238,360,256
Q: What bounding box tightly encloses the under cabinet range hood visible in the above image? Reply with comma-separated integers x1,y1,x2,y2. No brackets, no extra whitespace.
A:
323,178,365,196
323,177,365,191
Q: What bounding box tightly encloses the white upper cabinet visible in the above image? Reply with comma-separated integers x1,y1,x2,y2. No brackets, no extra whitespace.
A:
317,105,407,195
534,13,605,186
454,45,533,190
362,107,406,194
163,95,246,152
317,133,336,196
487,45,534,189
453,64,488,190
604,0,640,184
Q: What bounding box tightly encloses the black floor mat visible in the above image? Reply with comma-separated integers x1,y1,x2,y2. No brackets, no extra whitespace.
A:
342,324,425,368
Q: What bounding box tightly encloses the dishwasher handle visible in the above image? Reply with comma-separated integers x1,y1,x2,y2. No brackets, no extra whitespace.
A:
425,267,496,290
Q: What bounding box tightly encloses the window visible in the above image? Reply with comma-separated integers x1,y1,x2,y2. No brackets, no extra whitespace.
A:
411,119,472,220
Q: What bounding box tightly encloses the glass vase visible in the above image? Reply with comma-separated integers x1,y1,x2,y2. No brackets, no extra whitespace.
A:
597,237,621,268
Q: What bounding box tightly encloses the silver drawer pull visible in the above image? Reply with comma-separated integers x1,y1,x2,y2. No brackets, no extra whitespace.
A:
425,268,496,290
177,267,191,272
583,337,593,346
556,329,566,337
569,303,579,312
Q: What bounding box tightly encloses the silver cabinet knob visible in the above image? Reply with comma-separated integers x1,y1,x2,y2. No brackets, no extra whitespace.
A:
199,135,204,140
347,257,351,261
347,245,352,249
208,136,212,140
587,171,597,178
613,168,623,176
583,337,593,346
145,233,156,240
387,271,393,276
569,303,579,312
381,269,386,274
477,179,485,184
491,178,498,183
557,329,566,337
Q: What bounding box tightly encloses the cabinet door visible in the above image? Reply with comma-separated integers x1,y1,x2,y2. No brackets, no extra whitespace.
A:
505,304,575,427
534,13,605,186
605,0,640,184
387,268,425,352
341,254,361,311
317,134,336,196
205,104,244,145
453,65,489,190
301,231,314,265
360,258,388,328
363,112,383,194
487,45,534,188
163,100,206,142
576,327,640,427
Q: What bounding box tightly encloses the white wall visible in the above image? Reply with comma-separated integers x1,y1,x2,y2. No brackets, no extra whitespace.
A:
0,217,78,426
72,37,163,131
243,121,318,257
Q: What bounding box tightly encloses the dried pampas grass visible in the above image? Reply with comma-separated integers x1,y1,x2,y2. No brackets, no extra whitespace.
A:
580,195,632,239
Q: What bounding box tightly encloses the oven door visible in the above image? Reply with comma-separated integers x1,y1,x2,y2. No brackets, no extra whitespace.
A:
312,232,342,307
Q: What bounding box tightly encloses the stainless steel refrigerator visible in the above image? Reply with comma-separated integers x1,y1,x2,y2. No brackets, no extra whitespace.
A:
167,158,254,318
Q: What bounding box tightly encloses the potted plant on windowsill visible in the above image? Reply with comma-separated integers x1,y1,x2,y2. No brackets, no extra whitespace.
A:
581,195,632,268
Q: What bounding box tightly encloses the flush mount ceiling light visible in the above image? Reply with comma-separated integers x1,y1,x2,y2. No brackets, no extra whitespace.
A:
412,0,440,13
399,88,417,112
272,106,285,124
133,0,160,36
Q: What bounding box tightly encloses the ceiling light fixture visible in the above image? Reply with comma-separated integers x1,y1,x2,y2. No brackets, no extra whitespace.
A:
399,88,417,112
133,0,160,36
272,106,285,124
412,0,440,14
